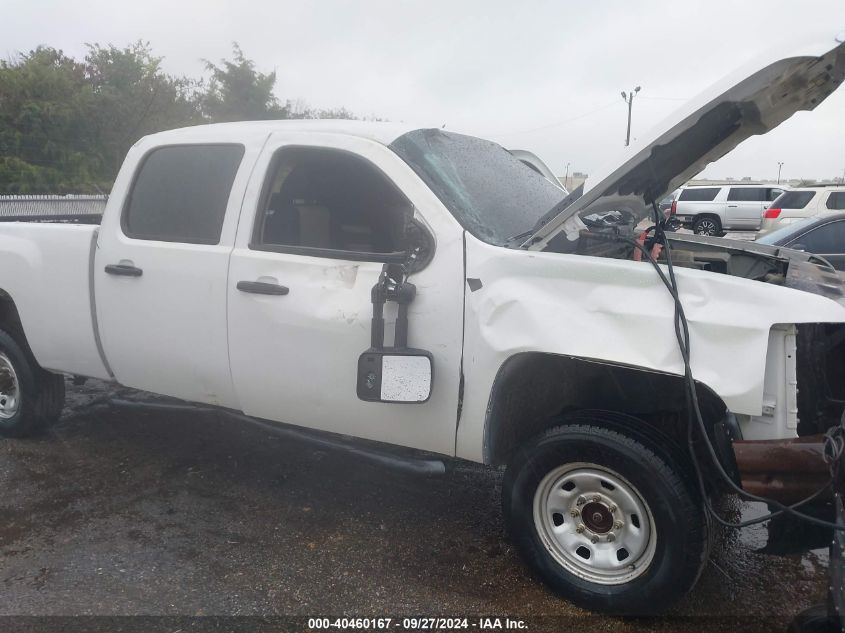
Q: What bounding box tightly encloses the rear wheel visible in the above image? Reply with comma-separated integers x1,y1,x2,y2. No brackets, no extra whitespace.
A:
692,215,722,236
0,328,64,437
503,422,707,615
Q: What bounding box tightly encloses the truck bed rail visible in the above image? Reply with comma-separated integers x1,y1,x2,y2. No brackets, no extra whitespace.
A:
0,195,106,223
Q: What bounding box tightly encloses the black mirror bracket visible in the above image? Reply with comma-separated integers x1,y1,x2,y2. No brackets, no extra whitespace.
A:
370,261,416,349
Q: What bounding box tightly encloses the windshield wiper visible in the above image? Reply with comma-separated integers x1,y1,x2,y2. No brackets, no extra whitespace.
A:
503,229,536,248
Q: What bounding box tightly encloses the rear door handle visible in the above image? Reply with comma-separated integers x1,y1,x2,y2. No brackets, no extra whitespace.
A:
237,280,289,295
104,263,143,277
727,204,738,208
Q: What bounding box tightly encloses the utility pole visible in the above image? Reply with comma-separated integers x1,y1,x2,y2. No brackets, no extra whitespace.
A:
777,161,784,184
621,86,641,146
564,162,570,190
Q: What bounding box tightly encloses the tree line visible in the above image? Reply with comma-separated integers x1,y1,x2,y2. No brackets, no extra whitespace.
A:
0,42,357,194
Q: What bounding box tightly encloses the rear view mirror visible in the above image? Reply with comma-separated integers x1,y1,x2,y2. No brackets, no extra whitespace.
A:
357,349,433,403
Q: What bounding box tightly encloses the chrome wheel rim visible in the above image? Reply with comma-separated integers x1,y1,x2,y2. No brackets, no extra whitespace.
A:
0,352,20,420
695,219,717,235
533,462,656,585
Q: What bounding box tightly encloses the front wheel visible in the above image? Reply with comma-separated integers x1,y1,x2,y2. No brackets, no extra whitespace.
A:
503,423,707,615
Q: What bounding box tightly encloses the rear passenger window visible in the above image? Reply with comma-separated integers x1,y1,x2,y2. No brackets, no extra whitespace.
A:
727,187,765,202
826,192,845,210
767,188,784,202
678,188,720,202
123,144,245,244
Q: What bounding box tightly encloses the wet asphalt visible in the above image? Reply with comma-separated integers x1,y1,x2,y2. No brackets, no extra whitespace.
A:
0,380,833,632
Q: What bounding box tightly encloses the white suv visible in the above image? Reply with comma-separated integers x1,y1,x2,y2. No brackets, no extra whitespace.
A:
671,183,786,235
759,186,845,234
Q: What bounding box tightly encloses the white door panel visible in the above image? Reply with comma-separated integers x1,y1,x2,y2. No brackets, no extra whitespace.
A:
227,132,464,455
95,242,236,405
95,137,267,407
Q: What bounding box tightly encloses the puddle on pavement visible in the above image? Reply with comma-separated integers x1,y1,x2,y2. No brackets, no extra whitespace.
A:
738,501,831,566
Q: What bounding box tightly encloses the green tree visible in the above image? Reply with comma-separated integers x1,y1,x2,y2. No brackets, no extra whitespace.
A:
84,42,203,177
0,41,362,194
0,47,99,193
202,43,288,122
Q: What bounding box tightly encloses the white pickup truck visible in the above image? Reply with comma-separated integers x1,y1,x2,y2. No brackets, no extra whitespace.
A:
1,34,844,614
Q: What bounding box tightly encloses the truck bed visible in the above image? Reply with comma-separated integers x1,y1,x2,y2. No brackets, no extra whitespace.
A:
0,223,110,379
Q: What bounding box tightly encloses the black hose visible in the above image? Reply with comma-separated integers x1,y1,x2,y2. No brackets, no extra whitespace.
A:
629,204,845,531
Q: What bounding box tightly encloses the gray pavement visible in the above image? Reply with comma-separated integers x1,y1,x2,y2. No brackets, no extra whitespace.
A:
0,380,831,631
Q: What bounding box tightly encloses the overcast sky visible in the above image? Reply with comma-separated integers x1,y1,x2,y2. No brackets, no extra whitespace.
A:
4,0,844,180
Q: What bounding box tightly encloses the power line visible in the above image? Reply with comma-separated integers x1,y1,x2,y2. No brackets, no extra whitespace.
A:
484,100,623,138
638,95,690,101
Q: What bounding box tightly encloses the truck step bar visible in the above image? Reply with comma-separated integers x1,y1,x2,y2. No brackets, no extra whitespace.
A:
108,398,446,476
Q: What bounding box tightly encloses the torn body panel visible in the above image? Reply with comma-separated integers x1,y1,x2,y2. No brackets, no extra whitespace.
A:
456,232,845,463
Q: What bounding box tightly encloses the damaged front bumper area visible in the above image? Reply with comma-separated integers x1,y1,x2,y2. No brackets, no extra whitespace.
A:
732,315,845,504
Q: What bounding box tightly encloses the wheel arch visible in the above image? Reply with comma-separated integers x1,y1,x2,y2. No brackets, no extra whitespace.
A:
0,289,27,347
482,352,736,484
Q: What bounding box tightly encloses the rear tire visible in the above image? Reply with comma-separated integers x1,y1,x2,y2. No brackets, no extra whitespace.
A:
0,328,65,437
503,422,707,615
692,215,722,236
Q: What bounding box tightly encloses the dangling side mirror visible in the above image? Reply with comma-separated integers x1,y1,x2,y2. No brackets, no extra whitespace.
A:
356,259,433,404
357,349,433,403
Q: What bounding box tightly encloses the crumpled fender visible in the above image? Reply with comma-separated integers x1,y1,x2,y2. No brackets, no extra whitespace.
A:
455,233,845,463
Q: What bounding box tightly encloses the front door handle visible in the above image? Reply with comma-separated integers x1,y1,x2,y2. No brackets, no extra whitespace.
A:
237,280,289,295
104,263,143,277
727,204,738,208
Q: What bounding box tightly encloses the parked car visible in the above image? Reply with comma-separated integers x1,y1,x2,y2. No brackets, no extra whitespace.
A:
0,34,844,616
760,185,845,234
672,183,786,235
756,212,845,270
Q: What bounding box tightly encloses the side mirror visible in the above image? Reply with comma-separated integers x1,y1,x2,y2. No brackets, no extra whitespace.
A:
357,349,433,403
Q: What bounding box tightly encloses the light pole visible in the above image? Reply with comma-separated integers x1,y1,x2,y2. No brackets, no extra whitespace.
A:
777,161,784,184
621,86,641,146
564,162,570,190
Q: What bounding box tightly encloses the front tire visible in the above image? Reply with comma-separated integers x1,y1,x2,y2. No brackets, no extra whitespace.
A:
0,328,65,437
503,423,707,615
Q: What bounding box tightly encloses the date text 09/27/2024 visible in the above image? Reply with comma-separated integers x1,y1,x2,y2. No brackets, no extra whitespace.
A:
307,617,528,630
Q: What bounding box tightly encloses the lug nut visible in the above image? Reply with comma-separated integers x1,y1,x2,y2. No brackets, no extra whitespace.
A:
591,495,601,503
606,534,615,542
570,509,580,518
576,496,586,506
608,505,617,513
576,524,586,533
590,535,599,544
614,520,624,530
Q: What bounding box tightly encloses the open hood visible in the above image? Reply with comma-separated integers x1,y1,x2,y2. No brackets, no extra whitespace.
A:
522,31,845,250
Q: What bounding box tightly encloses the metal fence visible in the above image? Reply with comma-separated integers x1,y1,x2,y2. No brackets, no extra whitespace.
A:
0,194,107,222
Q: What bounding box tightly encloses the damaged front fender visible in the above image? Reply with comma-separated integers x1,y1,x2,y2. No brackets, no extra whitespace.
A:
455,233,845,462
